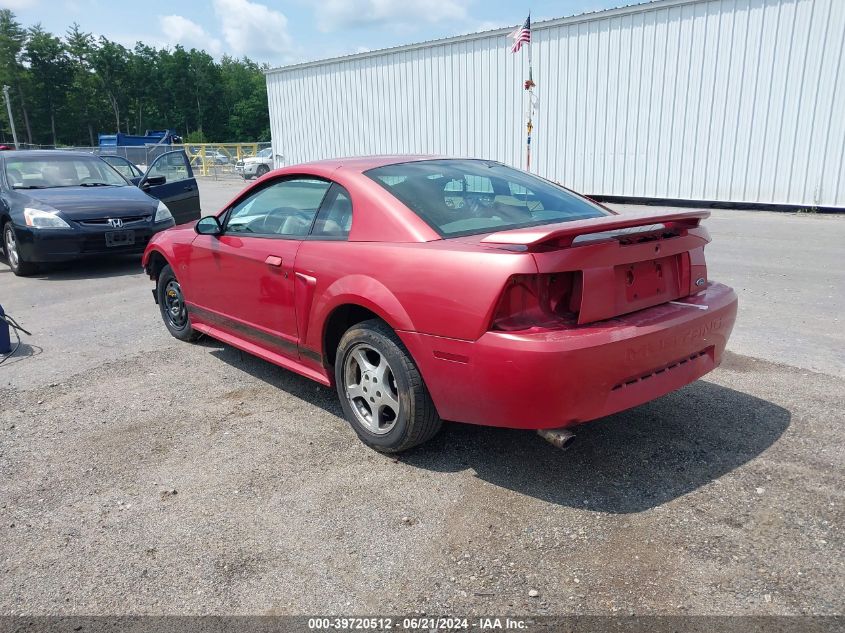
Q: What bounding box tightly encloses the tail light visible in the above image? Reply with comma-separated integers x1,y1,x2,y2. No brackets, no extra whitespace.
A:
490,273,580,331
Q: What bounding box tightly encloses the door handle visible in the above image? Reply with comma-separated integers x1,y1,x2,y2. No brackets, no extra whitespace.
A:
265,255,283,267
184,185,194,191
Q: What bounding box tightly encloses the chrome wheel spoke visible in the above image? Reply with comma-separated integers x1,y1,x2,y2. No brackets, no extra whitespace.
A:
343,343,401,436
380,388,399,412
5,228,18,267
346,382,366,401
351,348,376,373
374,356,391,387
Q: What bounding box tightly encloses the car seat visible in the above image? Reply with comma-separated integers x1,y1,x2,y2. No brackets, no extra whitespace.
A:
314,195,352,237
56,161,79,184
392,177,453,225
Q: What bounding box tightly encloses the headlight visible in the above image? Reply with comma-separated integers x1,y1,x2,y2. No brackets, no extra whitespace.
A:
154,201,173,223
23,207,70,229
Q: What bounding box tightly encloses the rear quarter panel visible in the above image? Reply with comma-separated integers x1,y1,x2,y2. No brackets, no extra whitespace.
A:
296,239,538,352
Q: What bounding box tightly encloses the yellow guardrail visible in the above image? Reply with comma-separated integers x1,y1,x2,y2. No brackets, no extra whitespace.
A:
182,143,270,176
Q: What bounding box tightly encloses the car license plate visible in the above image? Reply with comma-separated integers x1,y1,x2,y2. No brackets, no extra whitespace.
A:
105,230,135,247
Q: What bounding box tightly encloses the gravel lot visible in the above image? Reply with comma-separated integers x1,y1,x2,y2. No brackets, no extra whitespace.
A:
0,178,842,616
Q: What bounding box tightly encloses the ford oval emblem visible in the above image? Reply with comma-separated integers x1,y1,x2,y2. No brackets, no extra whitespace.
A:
695,277,706,287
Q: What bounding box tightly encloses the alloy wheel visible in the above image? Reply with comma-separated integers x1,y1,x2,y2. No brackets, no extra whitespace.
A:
343,343,401,435
4,225,19,269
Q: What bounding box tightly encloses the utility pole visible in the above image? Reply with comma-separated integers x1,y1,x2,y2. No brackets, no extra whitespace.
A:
3,86,20,150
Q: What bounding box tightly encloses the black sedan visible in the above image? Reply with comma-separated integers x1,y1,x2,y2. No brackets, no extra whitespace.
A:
0,150,201,276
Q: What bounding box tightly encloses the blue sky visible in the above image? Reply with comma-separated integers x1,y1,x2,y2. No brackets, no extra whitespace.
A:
1,0,631,68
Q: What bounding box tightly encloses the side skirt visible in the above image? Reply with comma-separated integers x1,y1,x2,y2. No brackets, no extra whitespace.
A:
187,305,331,386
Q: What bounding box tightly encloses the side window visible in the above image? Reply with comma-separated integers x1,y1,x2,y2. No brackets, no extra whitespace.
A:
147,152,190,182
311,185,353,239
225,177,331,237
103,156,139,179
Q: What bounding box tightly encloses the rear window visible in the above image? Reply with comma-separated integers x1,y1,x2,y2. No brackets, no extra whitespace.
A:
365,159,607,237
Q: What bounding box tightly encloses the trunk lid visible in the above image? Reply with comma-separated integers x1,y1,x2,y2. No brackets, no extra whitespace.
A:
482,209,711,325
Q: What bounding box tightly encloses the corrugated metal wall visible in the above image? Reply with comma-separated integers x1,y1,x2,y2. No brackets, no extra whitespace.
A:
266,0,845,207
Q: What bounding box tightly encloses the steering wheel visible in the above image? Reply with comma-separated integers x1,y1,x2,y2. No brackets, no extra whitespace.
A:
247,207,311,234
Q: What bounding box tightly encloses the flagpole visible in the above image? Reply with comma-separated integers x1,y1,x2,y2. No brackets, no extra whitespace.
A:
509,13,534,173
525,12,534,173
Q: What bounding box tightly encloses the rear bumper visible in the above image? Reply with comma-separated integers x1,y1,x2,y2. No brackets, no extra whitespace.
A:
399,282,738,430
13,220,174,263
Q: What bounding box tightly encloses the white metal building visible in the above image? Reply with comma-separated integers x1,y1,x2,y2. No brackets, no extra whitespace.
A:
266,0,845,208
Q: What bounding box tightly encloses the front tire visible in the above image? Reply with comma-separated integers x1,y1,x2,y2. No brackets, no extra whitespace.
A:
157,264,200,342
335,319,441,453
3,222,37,276
255,164,269,178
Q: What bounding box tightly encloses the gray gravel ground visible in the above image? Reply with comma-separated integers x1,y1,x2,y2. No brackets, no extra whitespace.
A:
0,178,842,616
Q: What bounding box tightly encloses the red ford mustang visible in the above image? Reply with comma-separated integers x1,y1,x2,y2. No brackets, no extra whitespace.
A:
142,156,737,452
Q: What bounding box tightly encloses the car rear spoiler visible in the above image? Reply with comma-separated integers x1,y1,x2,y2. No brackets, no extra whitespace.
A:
480,209,710,248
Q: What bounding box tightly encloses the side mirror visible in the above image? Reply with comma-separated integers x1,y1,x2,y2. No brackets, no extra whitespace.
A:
195,215,222,236
141,175,166,190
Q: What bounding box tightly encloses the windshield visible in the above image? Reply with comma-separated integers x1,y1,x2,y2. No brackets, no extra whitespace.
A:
258,148,272,158
365,159,607,237
4,153,130,189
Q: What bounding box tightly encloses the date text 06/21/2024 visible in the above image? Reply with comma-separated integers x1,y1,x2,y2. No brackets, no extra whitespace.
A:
307,617,528,630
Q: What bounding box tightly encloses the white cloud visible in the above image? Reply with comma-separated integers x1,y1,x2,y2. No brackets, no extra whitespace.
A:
0,0,38,9
212,0,294,63
159,15,222,55
317,0,471,33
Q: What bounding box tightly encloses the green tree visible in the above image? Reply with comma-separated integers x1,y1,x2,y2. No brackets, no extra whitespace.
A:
220,56,270,141
65,23,101,145
89,37,130,132
186,48,223,139
0,9,32,144
25,25,71,145
128,43,160,134
0,10,273,145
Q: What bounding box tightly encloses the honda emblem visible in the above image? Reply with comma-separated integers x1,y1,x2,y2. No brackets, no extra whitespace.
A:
108,218,124,229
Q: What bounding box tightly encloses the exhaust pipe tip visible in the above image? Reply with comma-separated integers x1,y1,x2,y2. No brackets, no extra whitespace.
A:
537,427,576,450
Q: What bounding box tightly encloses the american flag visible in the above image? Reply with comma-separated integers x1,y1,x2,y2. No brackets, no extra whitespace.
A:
510,14,531,53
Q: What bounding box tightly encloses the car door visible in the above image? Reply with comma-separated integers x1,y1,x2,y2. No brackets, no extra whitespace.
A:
140,150,201,224
185,176,332,357
292,183,354,363
101,155,144,184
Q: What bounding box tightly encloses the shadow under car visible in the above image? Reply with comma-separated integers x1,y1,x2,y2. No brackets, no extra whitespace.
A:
200,339,789,514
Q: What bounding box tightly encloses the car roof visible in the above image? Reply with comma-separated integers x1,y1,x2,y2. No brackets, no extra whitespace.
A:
3,150,99,159
303,154,444,173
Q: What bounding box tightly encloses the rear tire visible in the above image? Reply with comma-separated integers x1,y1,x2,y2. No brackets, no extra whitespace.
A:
3,221,37,276
156,264,200,342
335,319,441,453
